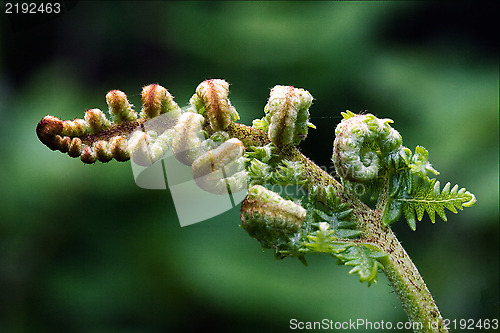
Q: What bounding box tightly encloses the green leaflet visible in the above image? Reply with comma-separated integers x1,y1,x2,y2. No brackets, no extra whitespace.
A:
245,143,277,163
252,113,271,132
408,145,439,181
381,145,476,230
305,222,345,254
304,222,386,286
272,160,307,185
381,199,403,227
241,185,387,285
397,178,476,230
334,243,387,286
245,144,307,186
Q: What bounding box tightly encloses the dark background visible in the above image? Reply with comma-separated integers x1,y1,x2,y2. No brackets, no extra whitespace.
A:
1,1,498,332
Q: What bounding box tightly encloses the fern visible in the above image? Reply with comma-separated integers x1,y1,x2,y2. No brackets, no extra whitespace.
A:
398,178,476,230
301,186,387,285
37,80,477,331
334,243,387,285
245,144,307,186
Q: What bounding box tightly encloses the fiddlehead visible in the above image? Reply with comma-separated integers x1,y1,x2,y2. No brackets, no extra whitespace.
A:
192,138,247,194
36,84,181,164
190,79,239,131
332,110,405,183
171,112,207,166
253,85,315,146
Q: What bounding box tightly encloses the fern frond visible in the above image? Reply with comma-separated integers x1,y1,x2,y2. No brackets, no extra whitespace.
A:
303,222,386,285
398,178,476,230
245,143,277,163
408,145,439,181
272,160,307,185
334,243,387,286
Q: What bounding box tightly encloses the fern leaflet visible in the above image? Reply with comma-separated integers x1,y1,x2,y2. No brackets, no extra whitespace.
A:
398,178,476,229
334,243,387,286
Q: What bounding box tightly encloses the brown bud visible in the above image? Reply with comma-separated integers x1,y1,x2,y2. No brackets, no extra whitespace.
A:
106,90,137,122
85,108,110,132
68,138,82,158
36,116,63,150
109,136,129,162
94,140,112,162
62,118,89,137
191,79,238,131
80,146,97,164
140,84,181,119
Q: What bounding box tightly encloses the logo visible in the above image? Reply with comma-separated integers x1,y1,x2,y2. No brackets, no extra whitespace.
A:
129,112,248,227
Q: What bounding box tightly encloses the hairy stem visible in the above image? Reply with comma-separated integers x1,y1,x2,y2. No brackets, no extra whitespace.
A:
227,122,447,333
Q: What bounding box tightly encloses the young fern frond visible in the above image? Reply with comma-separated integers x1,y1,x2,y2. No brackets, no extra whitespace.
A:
303,222,386,286
334,243,387,285
37,79,477,332
399,178,477,229
303,187,386,285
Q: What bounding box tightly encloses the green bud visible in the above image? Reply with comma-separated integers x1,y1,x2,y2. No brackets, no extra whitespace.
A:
190,79,239,131
240,185,306,249
171,112,207,166
192,138,246,194
265,85,314,146
106,89,137,122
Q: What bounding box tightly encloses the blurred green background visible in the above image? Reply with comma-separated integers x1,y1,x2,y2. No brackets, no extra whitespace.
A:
1,1,498,332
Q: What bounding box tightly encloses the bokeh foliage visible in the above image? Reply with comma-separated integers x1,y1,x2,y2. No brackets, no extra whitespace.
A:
1,2,498,332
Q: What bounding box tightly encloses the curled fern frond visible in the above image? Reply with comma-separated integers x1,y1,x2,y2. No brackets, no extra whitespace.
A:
240,185,307,252
332,111,405,183
398,178,476,230
36,84,180,164
256,85,314,146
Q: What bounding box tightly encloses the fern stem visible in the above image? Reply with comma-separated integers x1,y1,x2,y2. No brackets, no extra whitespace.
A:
227,122,448,333
378,228,447,332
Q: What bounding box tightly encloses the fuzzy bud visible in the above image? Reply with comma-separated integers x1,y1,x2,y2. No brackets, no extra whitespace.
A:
171,112,207,166
265,85,314,146
94,140,113,162
190,79,239,131
61,118,90,137
240,185,307,249
80,146,97,164
140,84,181,119
106,90,137,122
68,137,83,158
36,116,63,150
128,128,175,166
84,108,111,133
192,138,246,194
109,136,130,162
